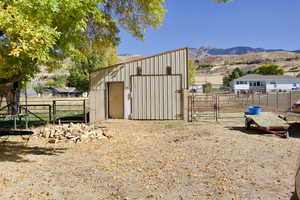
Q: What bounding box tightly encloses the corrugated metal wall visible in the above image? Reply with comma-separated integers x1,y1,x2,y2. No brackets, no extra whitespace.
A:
89,48,188,122
131,75,182,120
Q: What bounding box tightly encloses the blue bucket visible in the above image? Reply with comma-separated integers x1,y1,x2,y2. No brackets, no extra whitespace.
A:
248,106,262,115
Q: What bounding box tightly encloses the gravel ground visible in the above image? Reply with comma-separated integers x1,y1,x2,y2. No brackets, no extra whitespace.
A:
0,119,300,200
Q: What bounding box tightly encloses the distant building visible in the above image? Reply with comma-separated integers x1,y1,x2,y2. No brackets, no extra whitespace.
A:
231,74,300,94
189,85,203,93
21,88,38,96
41,87,82,97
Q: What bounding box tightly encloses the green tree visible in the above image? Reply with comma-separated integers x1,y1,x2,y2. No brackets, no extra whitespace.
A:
203,82,213,93
68,48,117,92
0,0,168,81
33,84,45,95
254,63,284,75
68,54,100,93
44,75,68,88
222,67,245,87
188,59,196,86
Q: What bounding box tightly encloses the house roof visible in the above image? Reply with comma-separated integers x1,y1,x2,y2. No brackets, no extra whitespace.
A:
90,47,188,74
45,87,81,93
22,88,38,96
55,87,81,93
235,74,300,82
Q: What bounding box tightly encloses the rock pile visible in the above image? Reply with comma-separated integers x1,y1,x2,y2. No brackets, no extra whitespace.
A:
36,123,109,143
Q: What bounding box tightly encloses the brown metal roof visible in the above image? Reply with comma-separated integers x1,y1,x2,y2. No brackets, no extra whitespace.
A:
90,47,188,74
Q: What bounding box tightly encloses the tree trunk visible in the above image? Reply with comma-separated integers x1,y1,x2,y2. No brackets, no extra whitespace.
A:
5,88,20,116
0,76,23,115
0,93,3,108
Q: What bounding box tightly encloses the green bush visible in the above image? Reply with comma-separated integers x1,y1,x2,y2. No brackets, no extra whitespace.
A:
222,68,245,87
202,82,213,93
199,63,214,69
254,63,284,75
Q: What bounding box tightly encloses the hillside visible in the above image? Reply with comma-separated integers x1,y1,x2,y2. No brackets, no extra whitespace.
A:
189,46,298,58
29,55,143,89
189,47,300,85
30,46,300,88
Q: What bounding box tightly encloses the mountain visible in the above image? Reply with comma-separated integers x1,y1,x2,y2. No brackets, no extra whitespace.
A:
192,50,300,85
189,46,299,59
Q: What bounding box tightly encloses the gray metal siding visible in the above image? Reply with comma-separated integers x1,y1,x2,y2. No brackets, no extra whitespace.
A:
91,48,187,90
131,75,182,120
89,48,188,122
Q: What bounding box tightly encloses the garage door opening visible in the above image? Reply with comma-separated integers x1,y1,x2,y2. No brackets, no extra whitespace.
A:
107,82,124,119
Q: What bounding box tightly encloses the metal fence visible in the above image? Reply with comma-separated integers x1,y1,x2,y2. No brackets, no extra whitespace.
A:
188,91,300,122
0,98,88,128
52,99,87,123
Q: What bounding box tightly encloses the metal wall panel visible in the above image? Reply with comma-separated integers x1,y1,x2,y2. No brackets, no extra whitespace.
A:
89,48,188,122
131,75,182,120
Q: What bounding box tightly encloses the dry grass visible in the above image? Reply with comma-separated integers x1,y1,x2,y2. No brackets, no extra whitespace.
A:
0,120,299,199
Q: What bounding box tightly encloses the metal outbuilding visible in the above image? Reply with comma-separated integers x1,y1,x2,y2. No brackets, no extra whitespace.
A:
89,47,189,123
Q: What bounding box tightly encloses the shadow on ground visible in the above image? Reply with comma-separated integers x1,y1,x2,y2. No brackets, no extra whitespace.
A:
226,123,300,138
0,120,47,129
0,141,66,162
56,113,89,123
288,123,300,138
226,126,275,137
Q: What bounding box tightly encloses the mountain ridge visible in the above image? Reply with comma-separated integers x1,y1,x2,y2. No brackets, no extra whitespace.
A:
189,46,300,58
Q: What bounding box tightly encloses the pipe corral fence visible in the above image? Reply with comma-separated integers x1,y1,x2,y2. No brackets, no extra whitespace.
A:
0,97,88,129
188,91,300,122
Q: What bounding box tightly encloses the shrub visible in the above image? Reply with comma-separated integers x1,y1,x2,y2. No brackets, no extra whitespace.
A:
203,82,213,93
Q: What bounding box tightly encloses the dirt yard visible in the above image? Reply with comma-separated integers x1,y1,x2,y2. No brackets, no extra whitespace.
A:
1,119,300,200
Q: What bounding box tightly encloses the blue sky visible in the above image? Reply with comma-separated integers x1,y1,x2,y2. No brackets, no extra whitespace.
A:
118,0,300,55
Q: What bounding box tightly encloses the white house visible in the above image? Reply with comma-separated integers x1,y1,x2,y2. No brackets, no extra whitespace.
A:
230,74,300,94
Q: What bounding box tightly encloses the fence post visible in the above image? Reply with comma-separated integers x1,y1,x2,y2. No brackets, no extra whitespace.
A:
53,100,56,124
251,93,254,105
276,92,279,112
188,96,191,122
266,93,269,106
215,95,218,122
190,96,193,122
192,93,195,121
247,94,249,105
187,96,190,122
83,99,87,123
290,91,293,112
258,94,261,105
13,116,17,129
191,95,193,122
49,105,52,123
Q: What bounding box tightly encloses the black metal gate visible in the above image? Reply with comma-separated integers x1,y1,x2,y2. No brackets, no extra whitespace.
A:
188,94,217,121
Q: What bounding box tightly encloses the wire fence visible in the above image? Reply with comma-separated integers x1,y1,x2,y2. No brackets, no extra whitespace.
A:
189,91,300,122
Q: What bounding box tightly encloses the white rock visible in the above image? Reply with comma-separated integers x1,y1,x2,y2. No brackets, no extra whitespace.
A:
80,134,90,142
